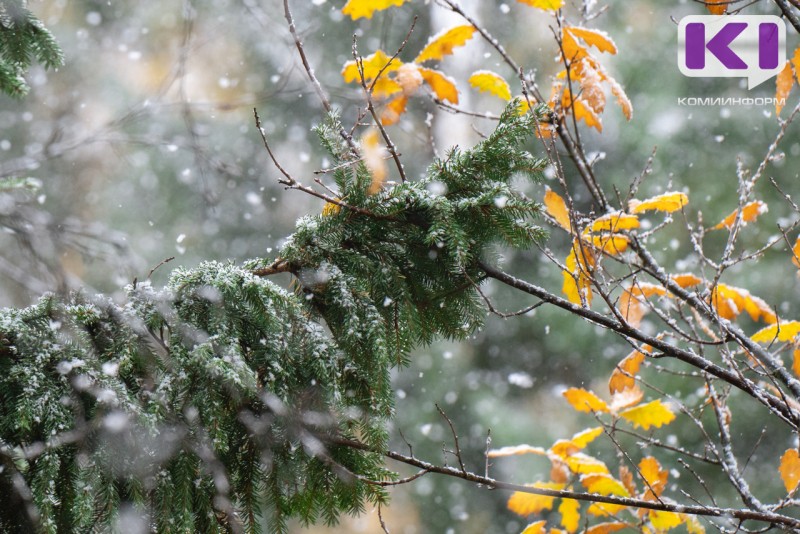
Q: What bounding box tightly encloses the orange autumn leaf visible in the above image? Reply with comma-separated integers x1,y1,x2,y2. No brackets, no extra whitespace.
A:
507,482,565,516
563,387,609,413
545,188,572,232
751,321,800,343
608,75,633,120
589,212,640,232
488,444,548,458
558,498,581,533
342,49,402,83
629,192,688,214
517,0,564,11
712,200,768,230
469,70,512,101
638,456,668,498
792,236,800,268
521,520,548,534
418,67,459,104
710,284,776,323
618,289,646,327
587,502,627,517
793,46,800,84
563,89,602,131
414,25,476,63
342,0,407,19
619,399,675,429
590,234,629,255
565,26,618,55
380,95,408,125
705,0,727,15
361,129,388,195
794,347,800,377
776,61,794,116
618,283,665,328
586,523,627,534
672,273,702,288
780,449,800,492
609,349,646,394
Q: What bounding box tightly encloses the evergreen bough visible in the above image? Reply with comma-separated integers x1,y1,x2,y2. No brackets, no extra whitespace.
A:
0,103,547,533
0,0,63,97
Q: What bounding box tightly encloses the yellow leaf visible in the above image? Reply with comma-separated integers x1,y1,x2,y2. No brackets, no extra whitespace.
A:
558,498,581,533
521,520,548,534
565,453,610,475
712,200,768,230
609,386,644,412
776,61,794,116
517,0,564,11
488,444,548,458
564,26,617,54
562,244,594,307
563,387,609,413
550,426,603,458
569,426,603,449
629,192,688,214
587,502,626,516
590,234,629,255
414,25,476,63
418,67,459,104
638,456,667,498
792,236,800,269
361,129,388,195
342,50,403,83
380,96,408,126
322,201,341,217
619,400,675,430
342,0,406,20
545,187,572,232
589,212,640,232
580,474,631,497
609,349,645,394
793,46,800,84
751,321,800,343
469,70,512,101
672,273,702,288
649,510,684,530
685,515,706,534
371,77,403,99
705,0,726,15
586,523,628,534
780,449,800,492
508,482,565,516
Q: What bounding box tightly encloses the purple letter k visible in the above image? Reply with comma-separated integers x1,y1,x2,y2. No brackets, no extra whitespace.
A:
686,22,748,70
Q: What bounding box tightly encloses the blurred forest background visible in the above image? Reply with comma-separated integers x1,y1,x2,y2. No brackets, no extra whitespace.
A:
2,0,799,532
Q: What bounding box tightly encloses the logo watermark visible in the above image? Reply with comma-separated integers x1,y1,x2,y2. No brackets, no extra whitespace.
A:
678,15,786,89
